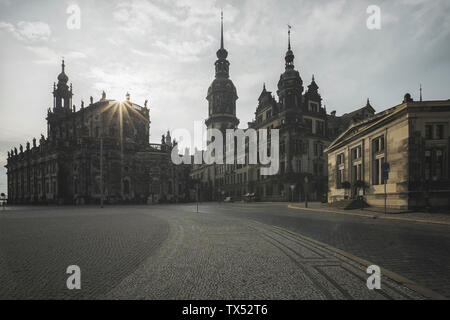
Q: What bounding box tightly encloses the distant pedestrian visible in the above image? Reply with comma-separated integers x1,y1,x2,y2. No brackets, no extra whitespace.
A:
1,193,6,210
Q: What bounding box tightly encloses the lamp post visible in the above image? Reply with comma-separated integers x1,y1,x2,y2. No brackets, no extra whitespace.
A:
100,137,104,208
381,162,389,214
196,182,199,213
304,176,309,208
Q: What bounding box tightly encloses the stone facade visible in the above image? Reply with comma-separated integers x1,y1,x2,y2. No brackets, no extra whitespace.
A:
5,61,191,205
326,94,450,210
191,22,350,202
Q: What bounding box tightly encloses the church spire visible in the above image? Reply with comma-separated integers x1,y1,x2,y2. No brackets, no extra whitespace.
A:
220,10,224,49
288,24,291,50
285,25,294,70
57,57,69,84
215,11,229,78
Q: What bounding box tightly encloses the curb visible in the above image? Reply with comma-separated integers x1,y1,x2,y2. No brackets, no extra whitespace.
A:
287,204,450,226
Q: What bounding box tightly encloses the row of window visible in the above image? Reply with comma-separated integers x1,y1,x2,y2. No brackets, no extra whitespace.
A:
215,172,248,186
336,157,385,187
425,124,446,140
337,136,385,165
303,118,325,136
10,179,56,196
337,147,447,187
336,135,386,187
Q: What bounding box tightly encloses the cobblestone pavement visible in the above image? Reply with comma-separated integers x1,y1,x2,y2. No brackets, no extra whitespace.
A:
209,202,450,298
104,208,424,300
0,207,169,299
0,204,446,299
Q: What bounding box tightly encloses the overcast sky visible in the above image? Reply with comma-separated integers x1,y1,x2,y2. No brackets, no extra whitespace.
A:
0,0,449,193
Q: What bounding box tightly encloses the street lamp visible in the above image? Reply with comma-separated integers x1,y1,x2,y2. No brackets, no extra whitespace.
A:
196,182,199,213
100,136,104,208
381,162,390,214
304,176,309,208
217,188,221,203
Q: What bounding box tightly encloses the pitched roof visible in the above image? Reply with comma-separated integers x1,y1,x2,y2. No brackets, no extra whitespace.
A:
326,103,404,152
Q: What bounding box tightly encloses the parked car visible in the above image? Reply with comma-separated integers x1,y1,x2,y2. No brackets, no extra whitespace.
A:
243,193,256,202
224,197,234,203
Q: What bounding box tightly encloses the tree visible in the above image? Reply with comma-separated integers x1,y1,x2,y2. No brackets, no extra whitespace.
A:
354,180,368,191
354,180,369,202
342,181,351,199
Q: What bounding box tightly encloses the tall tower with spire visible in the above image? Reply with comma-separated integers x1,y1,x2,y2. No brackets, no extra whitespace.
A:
52,59,73,112
47,59,74,141
205,11,239,133
277,26,303,110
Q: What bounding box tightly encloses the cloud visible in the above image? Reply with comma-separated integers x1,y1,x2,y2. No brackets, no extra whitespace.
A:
112,0,236,36
0,21,51,41
25,46,87,64
85,65,153,102
113,0,176,35
400,0,428,5
1,0,449,153
154,38,214,62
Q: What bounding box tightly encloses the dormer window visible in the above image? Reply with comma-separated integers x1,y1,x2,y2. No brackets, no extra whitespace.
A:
309,101,319,112
257,115,263,124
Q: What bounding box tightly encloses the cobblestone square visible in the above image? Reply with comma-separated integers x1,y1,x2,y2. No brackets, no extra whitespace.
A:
1,203,448,299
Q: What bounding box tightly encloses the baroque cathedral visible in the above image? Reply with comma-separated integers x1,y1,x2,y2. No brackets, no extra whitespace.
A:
6,60,191,205
191,17,373,202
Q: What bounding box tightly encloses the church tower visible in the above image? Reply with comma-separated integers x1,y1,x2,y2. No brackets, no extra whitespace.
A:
52,59,73,113
47,59,74,141
205,11,239,133
277,27,303,110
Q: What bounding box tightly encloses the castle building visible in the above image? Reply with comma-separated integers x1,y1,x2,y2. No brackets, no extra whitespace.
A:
326,94,450,209
5,61,191,205
191,19,350,202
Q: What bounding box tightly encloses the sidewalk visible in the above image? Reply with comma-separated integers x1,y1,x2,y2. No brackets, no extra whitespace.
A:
288,202,450,226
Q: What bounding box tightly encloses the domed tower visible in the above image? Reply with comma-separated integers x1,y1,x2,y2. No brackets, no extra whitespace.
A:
47,59,74,141
52,59,73,113
205,11,239,133
277,27,303,110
